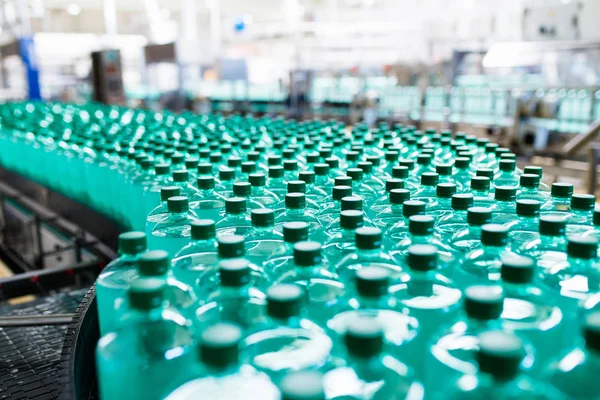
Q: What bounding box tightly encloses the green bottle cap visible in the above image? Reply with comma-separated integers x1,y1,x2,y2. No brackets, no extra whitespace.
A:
399,159,415,170
417,154,432,166
523,166,543,178
495,147,510,156
268,155,283,166
267,284,304,319
476,168,494,180
127,278,165,310
325,157,339,169
167,196,189,213
209,152,222,163
346,150,360,162
118,231,147,255
539,216,566,236
464,285,504,320
249,173,266,187
390,188,410,205
471,176,491,191
572,194,596,211
495,186,517,201
454,157,470,169
269,166,284,178
217,235,246,258
197,163,212,175
392,166,409,179
294,241,323,266
477,138,490,147
197,176,215,190
228,156,242,168
407,244,438,271
284,160,299,171
385,151,399,162
219,167,235,181
155,163,170,176
306,152,320,164
409,215,434,236
344,318,384,358
403,200,425,217
501,254,535,284
341,196,363,211
516,199,541,216
357,162,373,175
279,371,326,400
233,182,252,197
219,259,251,287
286,193,306,209
332,185,353,201
452,193,474,210
485,143,499,153
499,159,516,172
313,163,330,176
477,331,523,380
138,250,169,276
225,197,247,214
385,179,404,192
340,210,364,230
467,207,493,226
241,161,256,174
355,227,383,250
520,174,540,188
251,208,275,227
356,267,390,298
583,312,600,353
191,220,216,240
436,182,457,198
199,323,242,368
435,163,453,176
481,224,509,246
595,208,600,226
347,168,364,182
567,235,598,259
551,182,573,198
172,153,185,165
420,172,439,187
333,175,351,187
283,222,310,243
288,180,307,194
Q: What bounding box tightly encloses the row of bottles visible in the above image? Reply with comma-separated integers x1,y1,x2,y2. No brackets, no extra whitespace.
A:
0,103,598,399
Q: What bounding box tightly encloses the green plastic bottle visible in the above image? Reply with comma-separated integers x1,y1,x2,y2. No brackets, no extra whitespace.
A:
97,278,195,400
470,176,494,207
148,196,199,256
171,220,219,291
243,284,333,382
164,323,279,400
248,173,280,208
523,165,551,192
412,172,439,206
215,167,237,198
372,188,411,231
190,176,226,223
519,216,568,272
322,210,363,262
298,170,329,204
96,231,148,335
461,224,514,285
498,199,541,248
275,193,323,242
267,166,288,198
491,186,518,215
453,157,473,192
384,199,426,247
356,161,386,192
245,209,286,265
567,194,596,233
494,159,520,187
436,193,474,238
518,174,551,204
233,181,267,211
143,162,172,216
313,163,334,194
346,167,378,205
426,182,457,219
215,197,253,237
317,185,353,227
541,182,573,215
170,170,200,199
322,317,424,399
323,195,371,238
449,206,493,254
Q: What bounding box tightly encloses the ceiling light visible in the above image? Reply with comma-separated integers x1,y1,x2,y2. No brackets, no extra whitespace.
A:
66,3,81,16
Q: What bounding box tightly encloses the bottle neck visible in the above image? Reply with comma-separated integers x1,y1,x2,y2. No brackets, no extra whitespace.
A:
286,208,306,216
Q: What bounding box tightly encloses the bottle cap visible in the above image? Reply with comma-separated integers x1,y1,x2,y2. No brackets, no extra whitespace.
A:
454,157,470,169
197,162,212,175
269,165,284,178
464,285,504,320
249,173,266,187
392,166,409,179
209,152,222,163
520,174,540,188
385,179,404,192
332,185,353,201
495,186,517,201
452,193,474,210
306,152,320,164
516,199,541,217
138,250,169,276
225,197,247,214
299,171,316,184
477,331,523,380
417,154,432,165
567,235,598,259
335,176,353,187
499,159,516,172
154,163,170,176
572,194,596,211
485,143,499,153
341,196,363,211
420,172,439,187
409,215,434,236
227,156,242,168
283,222,310,243
219,259,251,287
471,176,491,191
191,220,216,240
286,193,306,209
267,284,304,319
288,180,306,194
325,157,339,169
233,181,251,197
539,215,566,236
385,151,399,162
390,189,410,205
356,267,390,298
467,207,493,226
167,196,189,213
357,162,373,175
355,227,383,250
197,176,215,190
595,208,600,226
279,371,326,400
344,318,384,358
551,182,573,198
436,163,453,176
284,160,298,171
219,167,235,181
407,244,438,271
251,208,275,227
268,155,282,166
313,163,330,176
294,241,323,266
501,254,535,284
476,168,494,180
340,210,364,230
199,323,242,368
583,312,600,353
399,159,415,170
345,151,360,162
481,224,509,246
127,278,165,310
436,182,457,198
523,166,543,179
500,153,516,160
347,168,364,182
217,235,246,258
118,231,147,255
403,200,425,217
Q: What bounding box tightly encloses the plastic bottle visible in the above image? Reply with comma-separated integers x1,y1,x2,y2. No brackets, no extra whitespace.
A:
96,231,148,335
267,166,288,198
470,176,494,207
172,220,219,291
279,180,321,214
346,167,378,206
190,176,226,222
245,209,286,265
491,186,517,215
356,161,385,192
163,323,279,400
518,174,551,204
195,258,267,330
412,172,439,206
436,193,474,238
148,196,198,256
449,206,492,253
275,193,323,242
248,173,280,208
215,167,236,198
426,182,457,219
566,194,596,233
494,159,520,187
171,170,200,199
460,224,513,285
313,163,334,194
298,170,329,204
541,182,573,215
452,157,473,192
243,284,333,382
97,278,195,400
497,199,541,249
323,318,424,399
385,199,426,247
519,216,568,271
215,197,253,237
263,221,310,275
